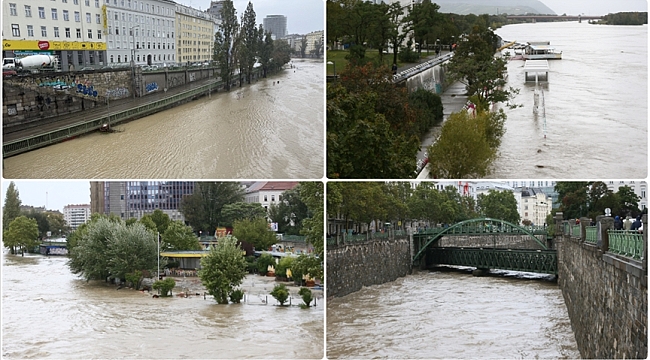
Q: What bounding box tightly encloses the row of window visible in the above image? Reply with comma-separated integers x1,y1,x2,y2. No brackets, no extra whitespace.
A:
107,25,173,39
107,0,174,17
108,11,173,28
10,24,101,39
9,5,102,23
107,40,173,51
110,54,176,62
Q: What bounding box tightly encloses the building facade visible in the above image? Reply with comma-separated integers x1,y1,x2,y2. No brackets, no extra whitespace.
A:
90,181,195,221
244,182,299,211
304,30,323,56
514,187,553,226
262,15,286,40
2,0,107,70
63,204,91,229
606,181,647,211
103,0,176,66
175,3,219,64
206,0,225,20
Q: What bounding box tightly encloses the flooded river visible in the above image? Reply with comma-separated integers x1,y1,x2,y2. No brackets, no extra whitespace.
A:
3,59,324,179
492,22,647,178
2,253,324,359
327,269,580,359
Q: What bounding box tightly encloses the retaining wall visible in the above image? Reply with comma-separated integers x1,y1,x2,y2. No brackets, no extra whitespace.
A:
327,238,411,298
557,234,647,359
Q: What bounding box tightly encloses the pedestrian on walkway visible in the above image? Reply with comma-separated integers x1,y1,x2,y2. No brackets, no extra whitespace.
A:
392,63,398,75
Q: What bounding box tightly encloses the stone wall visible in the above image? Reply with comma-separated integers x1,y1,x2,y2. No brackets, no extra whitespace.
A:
327,237,412,298
557,230,647,358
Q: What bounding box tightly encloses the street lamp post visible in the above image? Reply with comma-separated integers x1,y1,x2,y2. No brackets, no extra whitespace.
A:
327,60,336,82
130,25,139,99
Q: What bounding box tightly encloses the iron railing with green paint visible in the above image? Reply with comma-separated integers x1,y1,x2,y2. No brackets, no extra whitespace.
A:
571,225,581,238
585,226,597,244
4,80,224,158
563,222,569,235
607,230,643,260
281,235,306,243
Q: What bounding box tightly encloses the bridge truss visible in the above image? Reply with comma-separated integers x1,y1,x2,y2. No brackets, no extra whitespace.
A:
427,248,558,275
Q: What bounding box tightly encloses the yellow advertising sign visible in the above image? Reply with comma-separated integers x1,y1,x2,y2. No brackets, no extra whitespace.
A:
3,40,107,51
102,5,108,30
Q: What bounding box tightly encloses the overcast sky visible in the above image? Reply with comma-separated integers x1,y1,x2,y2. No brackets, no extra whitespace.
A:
538,0,646,16
2,180,90,213
174,0,324,35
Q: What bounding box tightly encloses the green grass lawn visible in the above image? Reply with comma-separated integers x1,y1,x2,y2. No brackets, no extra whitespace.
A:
326,49,403,75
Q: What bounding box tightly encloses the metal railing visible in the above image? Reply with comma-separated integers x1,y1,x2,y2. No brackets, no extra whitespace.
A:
607,230,643,260
585,226,597,244
571,225,581,238
281,235,306,243
4,80,223,158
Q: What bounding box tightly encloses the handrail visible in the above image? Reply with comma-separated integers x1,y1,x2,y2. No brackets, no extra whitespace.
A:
607,230,643,260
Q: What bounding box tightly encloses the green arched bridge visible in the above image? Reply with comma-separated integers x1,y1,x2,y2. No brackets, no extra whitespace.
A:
412,218,557,275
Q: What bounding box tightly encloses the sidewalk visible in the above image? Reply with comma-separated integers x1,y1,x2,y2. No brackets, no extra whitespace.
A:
3,77,219,143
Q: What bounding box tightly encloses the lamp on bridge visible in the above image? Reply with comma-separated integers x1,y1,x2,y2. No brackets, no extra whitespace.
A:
327,60,336,82
605,208,611,217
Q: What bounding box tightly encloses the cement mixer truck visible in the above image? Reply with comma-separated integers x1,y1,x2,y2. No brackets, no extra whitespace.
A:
4,54,59,73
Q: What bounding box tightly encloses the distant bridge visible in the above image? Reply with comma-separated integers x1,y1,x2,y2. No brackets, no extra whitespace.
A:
412,218,557,274
506,15,603,22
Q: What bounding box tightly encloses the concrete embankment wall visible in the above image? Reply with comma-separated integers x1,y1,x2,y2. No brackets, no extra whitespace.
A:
327,238,411,298
557,234,647,359
405,64,447,94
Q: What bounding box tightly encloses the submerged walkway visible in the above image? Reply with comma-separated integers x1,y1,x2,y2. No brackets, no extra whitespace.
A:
416,80,468,179
3,77,219,143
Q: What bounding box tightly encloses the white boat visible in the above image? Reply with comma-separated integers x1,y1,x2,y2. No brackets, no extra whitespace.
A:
523,42,562,60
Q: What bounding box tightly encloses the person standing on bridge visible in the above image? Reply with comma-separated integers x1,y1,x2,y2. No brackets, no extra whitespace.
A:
614,216,623,230
392,63,398,75
624,216,633,231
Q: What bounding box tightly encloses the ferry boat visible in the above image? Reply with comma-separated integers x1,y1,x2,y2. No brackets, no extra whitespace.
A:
523,42,562,60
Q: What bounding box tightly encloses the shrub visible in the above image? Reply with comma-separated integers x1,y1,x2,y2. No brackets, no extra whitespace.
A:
125,270,143,290
152,278,175,297
270,284,289,306
245,256,257,273
256,253,275,275
274,256,295,280
298,287,313,307
399,40,419,63
230,289,244,304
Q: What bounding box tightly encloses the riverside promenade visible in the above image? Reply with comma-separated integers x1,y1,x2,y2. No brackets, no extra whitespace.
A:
3,77,223,158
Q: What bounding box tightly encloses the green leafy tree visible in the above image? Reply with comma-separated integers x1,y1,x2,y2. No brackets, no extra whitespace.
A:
23,210,50,239
270,284,289,306
222,202,267,225
3,181,22,231
150,209,171,234
268,186,309,235
232,218,276,251
427,110,499,178
4,216,39,256
67,217,121,281
293,254,323,283
299,182,324,258
408,89,444,136
161,220,201,251
46,212,69,237
199,235,247,304
180,182,245,234
616,185,641,217
477,190,520,224
271,39,292,68
555,182,590,219
213,0,238,91
105,223,158,281
257,25,274,77
274,256,295,279
299,37,308,58
240,2,258,84
138,215,158,233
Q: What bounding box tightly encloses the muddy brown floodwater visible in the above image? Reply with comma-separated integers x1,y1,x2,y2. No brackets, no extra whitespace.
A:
327,269,580,359
4,59,324,179
2,253,324,359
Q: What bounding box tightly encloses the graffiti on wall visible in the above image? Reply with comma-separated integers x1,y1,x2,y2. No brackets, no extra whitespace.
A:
145,82,159,93
106,87,129,99
189,73,196,82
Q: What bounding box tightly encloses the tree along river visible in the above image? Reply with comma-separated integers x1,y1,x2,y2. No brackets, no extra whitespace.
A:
489,22,647,178
327,269,580,359
3,59,324,179
2,253,324,359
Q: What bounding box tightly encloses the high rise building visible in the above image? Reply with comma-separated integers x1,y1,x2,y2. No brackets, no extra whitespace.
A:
207,0,225,20
90,181,195,221
263,15,287,40
63,204,91,229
